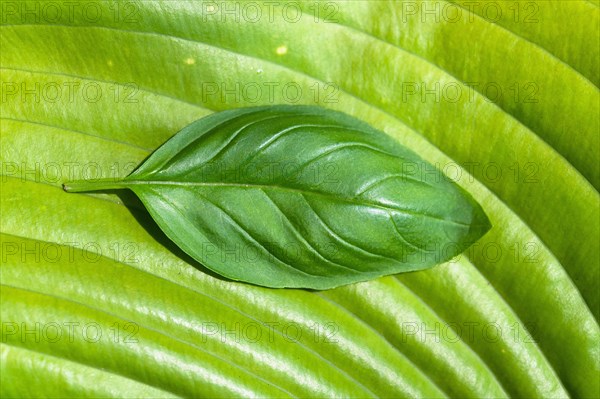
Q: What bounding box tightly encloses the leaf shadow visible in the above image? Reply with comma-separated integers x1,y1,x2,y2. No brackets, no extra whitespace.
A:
111,190,236,283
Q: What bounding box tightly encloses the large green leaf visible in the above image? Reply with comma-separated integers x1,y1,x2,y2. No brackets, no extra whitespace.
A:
1,1,598,397
64,105,490,289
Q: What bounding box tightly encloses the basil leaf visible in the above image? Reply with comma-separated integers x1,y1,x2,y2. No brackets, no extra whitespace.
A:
63,105,490,289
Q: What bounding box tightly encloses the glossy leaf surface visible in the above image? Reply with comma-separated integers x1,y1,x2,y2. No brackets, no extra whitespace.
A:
1,1,598,398
64,105,490,289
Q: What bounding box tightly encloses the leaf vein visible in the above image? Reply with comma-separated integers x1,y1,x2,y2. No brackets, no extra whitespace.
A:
239,123,341,168
259,189,360,274
356,174,433,197
388,213,427,253
1,231,375,396
193,194,323,279
299,194,400,263
1,283,295,398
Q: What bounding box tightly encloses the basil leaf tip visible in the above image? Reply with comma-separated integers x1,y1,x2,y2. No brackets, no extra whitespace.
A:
64,105,491,289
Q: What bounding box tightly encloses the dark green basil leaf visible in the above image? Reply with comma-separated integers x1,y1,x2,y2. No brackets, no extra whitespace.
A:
63,105,490,289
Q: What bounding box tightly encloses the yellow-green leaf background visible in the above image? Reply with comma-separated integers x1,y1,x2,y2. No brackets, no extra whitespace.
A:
1,1,599,397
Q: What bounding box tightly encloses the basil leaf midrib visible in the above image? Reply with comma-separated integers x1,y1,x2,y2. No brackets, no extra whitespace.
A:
124,179,472,227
